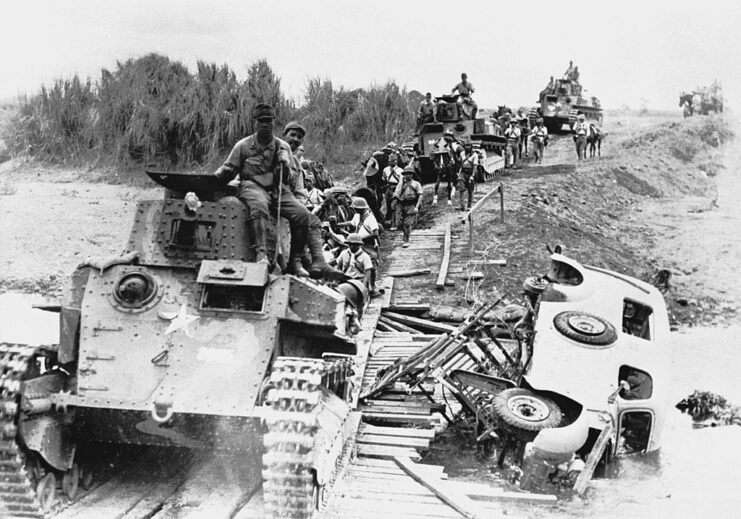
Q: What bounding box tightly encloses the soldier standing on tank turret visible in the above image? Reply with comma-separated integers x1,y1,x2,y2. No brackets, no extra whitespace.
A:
214,104,313,276
563,60,576,81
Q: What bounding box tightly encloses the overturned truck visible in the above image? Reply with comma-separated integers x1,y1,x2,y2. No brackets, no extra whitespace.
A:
0,171,359,518
363,252,670,495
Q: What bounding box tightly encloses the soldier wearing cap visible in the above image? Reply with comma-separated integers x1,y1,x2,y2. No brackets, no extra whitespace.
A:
572,114,589,160
530,118,548,164
281,120,343,279
394,166,423,247
457,142,478,211
416,92,437,134
214,104,312,276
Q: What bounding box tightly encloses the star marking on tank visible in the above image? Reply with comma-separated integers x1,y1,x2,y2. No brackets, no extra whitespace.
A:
160,303,199,337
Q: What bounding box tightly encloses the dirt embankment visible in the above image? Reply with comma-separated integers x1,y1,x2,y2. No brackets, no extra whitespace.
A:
0,112,737,327
448,113,737,327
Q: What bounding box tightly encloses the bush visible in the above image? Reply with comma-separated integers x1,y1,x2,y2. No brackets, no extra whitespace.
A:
1,55,421,172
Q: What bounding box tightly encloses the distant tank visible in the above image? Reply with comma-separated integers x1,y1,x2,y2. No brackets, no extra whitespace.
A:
0,171,358,518
412,94,505,182
532,77,603,133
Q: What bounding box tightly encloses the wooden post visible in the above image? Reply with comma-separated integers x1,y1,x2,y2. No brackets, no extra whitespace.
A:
435,222,452,290
468,213,474,256
573,421,614,495
499,182,504,223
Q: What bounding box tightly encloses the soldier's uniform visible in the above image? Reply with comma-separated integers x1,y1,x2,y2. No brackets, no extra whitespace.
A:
452,76,478,119
382,163,403,229
572,116,589,160
504,123,521,168
394,167,423,246
457,146,478,211
214,105,311,274
530,121,548,164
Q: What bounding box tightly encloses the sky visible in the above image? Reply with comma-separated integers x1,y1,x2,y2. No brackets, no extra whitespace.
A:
1,0,739,111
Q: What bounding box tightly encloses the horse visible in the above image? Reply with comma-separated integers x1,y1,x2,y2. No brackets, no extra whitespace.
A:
314,187,354,225
587,124,605,158
679,93,693,117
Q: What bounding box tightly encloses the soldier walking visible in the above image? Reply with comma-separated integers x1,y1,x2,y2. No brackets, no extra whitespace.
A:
504,120,521,169
394,166,423,248
530,118,548,164
572,114,589,160
457,142,478,211
381,155,403,230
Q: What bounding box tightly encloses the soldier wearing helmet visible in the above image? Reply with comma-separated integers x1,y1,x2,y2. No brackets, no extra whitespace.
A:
382,155,404,230
530,118,548,164
457,143,478,211
334,233,374,293
214,103,311,276
394,166,423,247
337,196,380,296
572,113,589,160
504,119,521,169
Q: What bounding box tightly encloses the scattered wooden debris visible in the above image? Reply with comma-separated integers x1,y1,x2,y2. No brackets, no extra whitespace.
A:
574,421,614,495
382,311,456,334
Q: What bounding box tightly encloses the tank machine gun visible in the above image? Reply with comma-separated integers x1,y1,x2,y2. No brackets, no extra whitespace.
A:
0,171,358,518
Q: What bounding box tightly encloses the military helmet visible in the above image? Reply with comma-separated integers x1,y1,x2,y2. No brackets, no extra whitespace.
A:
443,130,454,138
351,197,369,210
345,233,364,245
578,113,586,120
403,165,415,175
463,141,473,148
284,120,306,136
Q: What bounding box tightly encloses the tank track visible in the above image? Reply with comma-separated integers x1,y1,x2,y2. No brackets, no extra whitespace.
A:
261,356,353,519
0,344,52,519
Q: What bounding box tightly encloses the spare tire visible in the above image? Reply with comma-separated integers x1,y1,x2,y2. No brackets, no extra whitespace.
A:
553,311,617,346
493,388,563,440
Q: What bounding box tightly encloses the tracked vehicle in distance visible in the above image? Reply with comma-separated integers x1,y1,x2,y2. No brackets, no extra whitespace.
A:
532,77,603,133
0,171,358,518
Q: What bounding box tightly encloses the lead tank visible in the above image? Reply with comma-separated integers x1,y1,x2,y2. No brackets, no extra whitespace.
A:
532,78,603,133
0,171,358,518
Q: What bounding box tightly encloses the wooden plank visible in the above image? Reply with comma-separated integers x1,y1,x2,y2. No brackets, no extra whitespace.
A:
460,183,502,225
393,456,490,519
388,303,431,313
445,481,557,503
378,276,394,310
574,421,614,495
357,444,422,461
379,315,422,334
359,405,432,416
381,311,456,333
356,434,430,448
435,222,452,290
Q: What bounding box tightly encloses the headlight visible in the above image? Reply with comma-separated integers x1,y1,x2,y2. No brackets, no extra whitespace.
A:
114,272,157,308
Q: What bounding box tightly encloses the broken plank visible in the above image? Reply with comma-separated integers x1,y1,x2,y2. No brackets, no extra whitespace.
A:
574,421,614,495
381,311,456,333
379,315,422,334
435,222,452,290
387,268,432,277
393,456,490,519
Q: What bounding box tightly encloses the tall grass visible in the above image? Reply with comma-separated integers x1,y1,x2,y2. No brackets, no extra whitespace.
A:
3,54,420,170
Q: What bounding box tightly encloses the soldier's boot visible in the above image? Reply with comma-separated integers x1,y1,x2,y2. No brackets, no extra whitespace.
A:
306,225,346,282
288,254,309,277
248,218,270,265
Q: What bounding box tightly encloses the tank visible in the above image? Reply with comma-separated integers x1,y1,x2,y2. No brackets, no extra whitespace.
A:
532,78,603,133
413,95,505,183
0,171,358,518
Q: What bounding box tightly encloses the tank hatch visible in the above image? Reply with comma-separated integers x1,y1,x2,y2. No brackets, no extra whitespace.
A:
196,260,269,313
145,170,227,201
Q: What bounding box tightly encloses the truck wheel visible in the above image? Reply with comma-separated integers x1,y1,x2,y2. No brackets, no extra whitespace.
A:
493,388,562,439
553,311,617,346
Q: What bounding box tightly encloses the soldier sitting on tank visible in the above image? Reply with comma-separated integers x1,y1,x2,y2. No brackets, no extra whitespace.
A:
214,104,309,276
452,72,478,119
416,92,437,134
282,120,344,280
336,197,381,297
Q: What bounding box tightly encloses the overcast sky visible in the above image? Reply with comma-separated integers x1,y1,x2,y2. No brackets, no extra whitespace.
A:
1,0,739,111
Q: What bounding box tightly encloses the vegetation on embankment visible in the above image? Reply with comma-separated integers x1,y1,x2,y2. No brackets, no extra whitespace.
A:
0,54,419,177
466,114,735,328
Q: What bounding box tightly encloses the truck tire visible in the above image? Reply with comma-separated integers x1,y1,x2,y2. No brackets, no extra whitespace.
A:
493,388,562,439
553,311,617,346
